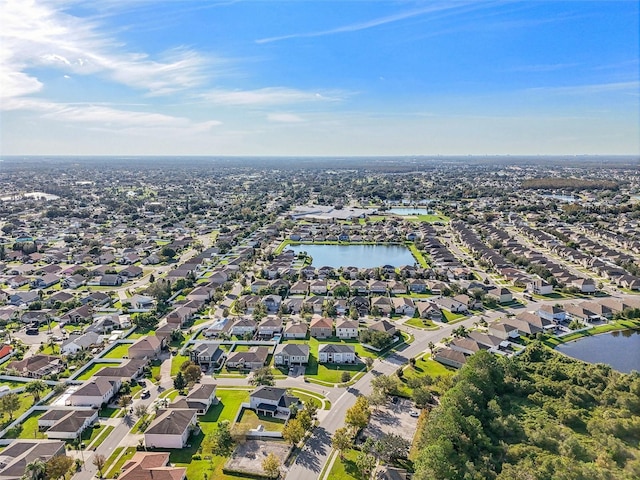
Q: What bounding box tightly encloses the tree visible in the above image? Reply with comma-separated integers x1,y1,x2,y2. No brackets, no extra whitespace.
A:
341,371,351,383
282,417,305,446
332,427,354,459
1,393,21,420
25,380,47,402
118,395,132,409
173,371,187,391
262,452,281,479
207,420,234,455
93,454,106,478
297,409,313,431
250,367,275,386
345,396,370,430
374,433,411,463
368,389,387,411
21,459,46,480
412,386,432,408
355,451,376,478
364,356,374,370
182,364,202,384
134,405,148,418
371,374,399,395
46,455,74,480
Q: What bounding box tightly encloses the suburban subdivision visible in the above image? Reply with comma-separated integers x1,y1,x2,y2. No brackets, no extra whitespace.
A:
0,156,638,480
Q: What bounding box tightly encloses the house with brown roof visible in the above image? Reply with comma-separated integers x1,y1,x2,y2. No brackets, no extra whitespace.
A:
68,377,120,408
145,409,198,449
0,440,66,479
128,336,162,360
310,317,333,338
6,354,64,379
225,346,270,370
283,321,308,339
119,452,186,480
170,383,218,415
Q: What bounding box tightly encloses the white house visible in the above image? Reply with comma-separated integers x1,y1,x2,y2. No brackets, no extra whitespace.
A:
68,377,121,408
145,409,198,449
60,332,102,355
249,386,300,418
39,409,98,440
318,344,356,364
335,319,359,339
273,343,310,366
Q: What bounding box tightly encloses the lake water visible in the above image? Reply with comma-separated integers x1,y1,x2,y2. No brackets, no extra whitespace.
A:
388,208,432,215
556,329,640,373
288,244,416,268
541,194,578,203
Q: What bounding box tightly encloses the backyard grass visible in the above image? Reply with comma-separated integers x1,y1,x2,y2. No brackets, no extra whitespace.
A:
441,310,465,323
80,423,106,445
76,362,120,380
102,343,132,359
288,389,330,410
407,243,429,268
98,406,120,418
5,410,46,439
0,380,28,389
236,408,286,432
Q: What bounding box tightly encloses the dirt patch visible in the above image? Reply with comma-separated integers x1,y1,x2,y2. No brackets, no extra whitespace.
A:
225,439,292,477
360,397,419,443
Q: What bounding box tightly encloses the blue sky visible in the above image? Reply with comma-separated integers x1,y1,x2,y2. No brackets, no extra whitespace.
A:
1,0,638,156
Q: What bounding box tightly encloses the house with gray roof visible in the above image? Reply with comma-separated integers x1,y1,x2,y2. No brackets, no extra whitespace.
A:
274,343,310,366
145,409,198,449
318,344,356,364
249,386,300,418
38,409,97,440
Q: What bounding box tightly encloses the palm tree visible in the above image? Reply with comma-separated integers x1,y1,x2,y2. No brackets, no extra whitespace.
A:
21,459,46,480
25,380,47,402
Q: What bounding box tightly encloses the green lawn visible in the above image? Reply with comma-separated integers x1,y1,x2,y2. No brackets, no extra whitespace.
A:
236,408,286,432
80,423,106,444
441,310,465,323
543,319,640,348
76,362,120,380
4,411,46,439
403,213,450,223
105,446,137,478
404,318,437,330
99,406,120,418
288,389,330,410
327,449,366,480
400,354,457,397
170,354,191,376
0,380,27,389
102,343,131,359
89,425,114,449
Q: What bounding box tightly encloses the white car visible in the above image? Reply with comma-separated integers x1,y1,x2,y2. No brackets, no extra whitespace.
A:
409,410,420,418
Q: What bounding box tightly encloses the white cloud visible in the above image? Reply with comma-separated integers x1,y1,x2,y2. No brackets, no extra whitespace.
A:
267,113,304,123
528,81,640,96
0,0,211,107
201,87,344,106
256,2,473,44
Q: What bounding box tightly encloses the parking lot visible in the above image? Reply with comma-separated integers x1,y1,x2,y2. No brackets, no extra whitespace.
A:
360,397,420,443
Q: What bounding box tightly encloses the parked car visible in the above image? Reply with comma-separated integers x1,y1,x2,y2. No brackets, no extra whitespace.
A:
410,410,420,418
141,389,150,398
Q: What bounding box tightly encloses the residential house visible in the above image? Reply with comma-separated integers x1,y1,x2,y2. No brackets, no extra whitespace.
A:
433,347,467,369
538,304,566,322
94,359,146,382
318,344,356,363
486,287,513,304
417,301,442,321
370,319,397,336
129,294,155,310
39,409,97,440
60,332,101,355
571,277,596,293
407,279,427,293
310,317,333,339
128,336,162,360
145,409,198,449
171,384,218,415
488,321,520,340
309,280,327,295
63,274,86,289
67,377,120,408
189,343,226,368
371,296,393,315
274,344,310,366
225,346,270,370
119,452,186,480
229,317,257,337
257,317,283,339
526,278,553,295
283,321,308,339
166,306,194,327
0,440,66,479
99,274,122,287
433,297,468,314
262,295,282,313
249,386,300,418
289,281,309,296
6,355,64,378
335,319,359,339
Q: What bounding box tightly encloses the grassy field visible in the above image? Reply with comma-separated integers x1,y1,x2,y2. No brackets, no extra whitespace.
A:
102,343,131,359
441,310,466,323
5,411,46,439
403,213,450,223
105,446,137,478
